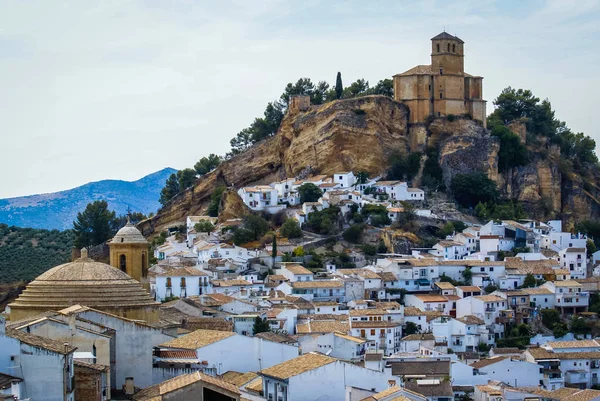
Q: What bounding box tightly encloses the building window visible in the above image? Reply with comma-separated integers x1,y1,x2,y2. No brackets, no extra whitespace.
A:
439,92,443,99
181,277,186,288
166,277,172,288
440,68,443,75
452,44,456,52
437,44,440,52
119,254,127,272
447,43,450,52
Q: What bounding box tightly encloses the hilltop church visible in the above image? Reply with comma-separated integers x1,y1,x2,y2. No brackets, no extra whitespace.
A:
393,32,486,126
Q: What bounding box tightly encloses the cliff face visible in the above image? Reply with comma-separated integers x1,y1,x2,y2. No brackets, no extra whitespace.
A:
430,118,500,188
139,96,412,236
140,96,600,236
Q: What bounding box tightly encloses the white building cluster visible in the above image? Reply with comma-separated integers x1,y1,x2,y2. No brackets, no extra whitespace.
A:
237,171,425,223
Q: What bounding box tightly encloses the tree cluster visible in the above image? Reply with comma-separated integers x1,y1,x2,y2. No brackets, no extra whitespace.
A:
72,201,148,248
0,224,74,283
488,87,597,173
450,173,499,209
228,74,394,157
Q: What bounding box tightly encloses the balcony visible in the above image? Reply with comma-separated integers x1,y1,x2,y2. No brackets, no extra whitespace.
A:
485,306,497,312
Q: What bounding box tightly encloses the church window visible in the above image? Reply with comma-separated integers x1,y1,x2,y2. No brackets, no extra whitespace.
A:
447,43,450,52
440,92,443,99
119,254,126,272
453,44,456,52
437,44,440,52
440,68,443,75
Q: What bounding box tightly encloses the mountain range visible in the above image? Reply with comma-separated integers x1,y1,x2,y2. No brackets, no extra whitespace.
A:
0,167,176,230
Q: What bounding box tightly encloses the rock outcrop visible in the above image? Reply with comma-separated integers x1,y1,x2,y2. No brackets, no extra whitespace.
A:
139,95,600,236
431,118,500,189
218,190,251,223
139,96,411,236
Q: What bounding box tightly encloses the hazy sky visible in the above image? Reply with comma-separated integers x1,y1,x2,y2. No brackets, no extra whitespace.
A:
1,0,599,198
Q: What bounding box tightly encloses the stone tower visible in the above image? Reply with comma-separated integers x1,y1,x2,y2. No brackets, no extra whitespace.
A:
108,218,149,283
430,32,466,118
393,32,486,126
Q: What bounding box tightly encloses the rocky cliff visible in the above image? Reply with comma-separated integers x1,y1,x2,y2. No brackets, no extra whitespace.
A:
139,96,413,236
139,96,600,236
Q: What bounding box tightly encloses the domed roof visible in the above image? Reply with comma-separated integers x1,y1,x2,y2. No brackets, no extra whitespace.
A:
9,250,157,312
111,220,147,244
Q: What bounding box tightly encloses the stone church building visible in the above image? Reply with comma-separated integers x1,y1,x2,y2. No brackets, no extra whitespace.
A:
393,32,486,126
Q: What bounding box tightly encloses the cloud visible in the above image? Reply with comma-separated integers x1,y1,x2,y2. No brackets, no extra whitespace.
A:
0,0,598,199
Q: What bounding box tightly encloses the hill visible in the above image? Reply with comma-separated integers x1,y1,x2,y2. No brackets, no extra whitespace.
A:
0,224,74,283
139,95,600,237
0,168,177,230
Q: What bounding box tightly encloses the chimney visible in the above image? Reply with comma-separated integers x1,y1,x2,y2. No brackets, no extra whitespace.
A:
124,377,135,395
68,314,76,335
71,247,81,262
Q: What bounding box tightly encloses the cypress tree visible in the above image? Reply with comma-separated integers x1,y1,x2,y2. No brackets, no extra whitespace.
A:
335,72,343,99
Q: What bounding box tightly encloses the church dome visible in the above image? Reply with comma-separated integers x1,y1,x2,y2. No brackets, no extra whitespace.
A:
9,249,158,321
111,220,147,244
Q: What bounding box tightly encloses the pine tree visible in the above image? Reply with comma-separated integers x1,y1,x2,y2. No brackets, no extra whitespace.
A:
272,235,277,259
73,201,116,248
159,173,180,206
335,72,343,99
253,317,271,335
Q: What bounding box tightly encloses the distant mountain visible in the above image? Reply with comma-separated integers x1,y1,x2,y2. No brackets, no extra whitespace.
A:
0,168,177,230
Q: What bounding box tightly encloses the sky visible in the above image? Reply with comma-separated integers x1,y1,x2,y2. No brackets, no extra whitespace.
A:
1,0,599,198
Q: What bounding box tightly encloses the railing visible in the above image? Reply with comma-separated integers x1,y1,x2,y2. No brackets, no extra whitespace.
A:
485,307,496,312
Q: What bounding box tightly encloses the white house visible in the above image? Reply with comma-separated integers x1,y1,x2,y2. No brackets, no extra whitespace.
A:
1,317,76,401
291,280,345,302
298,332,366,361
280,264,314,282
559,247,587,279
158,329,298,375
404,294,452,315
237,186,282,212
196,243,257,264
270,179,296,204
154,266,212,301
455,233,479,254
547,231,587,253
542,280,589,315
258,352,397,401
373,181,407,201
456,295,507,340
407,188,425,200
479,235,514,256
333,172,356,188
431,241,469,260
471,356,543,387
430,315,490,352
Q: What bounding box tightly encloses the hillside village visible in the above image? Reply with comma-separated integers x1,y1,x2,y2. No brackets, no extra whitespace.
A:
2,32,600,401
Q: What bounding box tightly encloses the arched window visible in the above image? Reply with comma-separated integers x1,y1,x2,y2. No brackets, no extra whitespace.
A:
142,253,147,277
119,254,126,272
447,43,450,52
452,44,456,52
440,68,443,75
437,43,440,52
440,92,443,99
92,344,97,358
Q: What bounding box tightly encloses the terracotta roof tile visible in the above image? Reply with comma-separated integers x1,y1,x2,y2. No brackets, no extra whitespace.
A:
159,329,235,349
260,353,337,380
